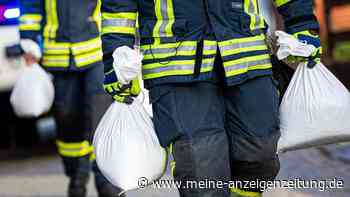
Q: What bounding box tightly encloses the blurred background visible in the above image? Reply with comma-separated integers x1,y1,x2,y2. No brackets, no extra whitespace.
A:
0,0,349,196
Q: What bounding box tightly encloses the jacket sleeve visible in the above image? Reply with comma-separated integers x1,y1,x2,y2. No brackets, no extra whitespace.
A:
19,0,43,44
101,0,138,74
272,0,319,34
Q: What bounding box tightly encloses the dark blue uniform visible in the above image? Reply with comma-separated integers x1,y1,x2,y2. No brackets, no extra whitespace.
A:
101,0,319,196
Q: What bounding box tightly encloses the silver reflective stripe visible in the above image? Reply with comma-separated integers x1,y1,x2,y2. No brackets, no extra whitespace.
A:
72,42,101,52
224,58,270,72
159,0,169,37
201,61,215,69
220,40,265,52
143,64,194,75
204,44,217,51
248,0,263,29
20,20,39,25
143,45,196,55
75,53,102,64
102,19,136,28
143,60,214,75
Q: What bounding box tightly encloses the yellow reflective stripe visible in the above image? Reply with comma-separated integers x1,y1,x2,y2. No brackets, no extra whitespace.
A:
101,26,136,35
244,0,264,30
44,0,59,39
153,0,175,40
230,188,262,197
141,41,197,50
165,0,175,37
143,50,196,60
142,41,197,59
71,37,102,55
224,54,270,68
42,55,70,67
93,0,102,32
203,40,218,55
222,45,267,56
143,58,214,79
225,58,272,77
19,24,41,31
274,0,291,7
102,12,137,20
19,14,43,31
56,140,91,157
143,59,193,70
153,0,163,38
75,49,103,67
19,14,42,22
89,146,95,161
44,41,70,55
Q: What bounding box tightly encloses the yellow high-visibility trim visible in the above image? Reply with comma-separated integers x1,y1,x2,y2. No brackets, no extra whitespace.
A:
42,54,70,67
230,188,262,197
219,34,265,47
226,63,272,77
153,0,163,39
19,24,41,31
56,140,91,157
143,60,194,70
143,70,193,79
143,50,196,60
224,54,270,68
221,45,268,56
71,37,102,55
75,50,103,67
143,58,214,79
93,0,102,32
56,140,90,149
89,146,95,161
44,0,59,39
101,26,136,35
19,14,42,22
102,12,137,20
165,0,175,37
141,41,197,50
274,0,291,7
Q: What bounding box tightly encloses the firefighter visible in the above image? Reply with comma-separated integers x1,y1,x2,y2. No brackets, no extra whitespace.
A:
101,0,321,196
18,0,122,196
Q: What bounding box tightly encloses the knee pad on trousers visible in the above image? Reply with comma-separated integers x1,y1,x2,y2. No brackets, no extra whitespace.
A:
231,157,280,192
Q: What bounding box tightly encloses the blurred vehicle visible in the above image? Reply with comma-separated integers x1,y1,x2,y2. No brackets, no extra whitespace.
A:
0,0,55,152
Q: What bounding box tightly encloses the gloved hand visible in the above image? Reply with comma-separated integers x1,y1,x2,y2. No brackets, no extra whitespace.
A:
103,69,141,104
20,39,42,65
289,30,322,68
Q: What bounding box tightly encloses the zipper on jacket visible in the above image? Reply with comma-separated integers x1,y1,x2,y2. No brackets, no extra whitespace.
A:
194,0,212,78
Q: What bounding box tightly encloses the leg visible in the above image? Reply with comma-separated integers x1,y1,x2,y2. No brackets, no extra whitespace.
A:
53,72,91,197
83,63,123,197
150,83,230,197
224,76,280,196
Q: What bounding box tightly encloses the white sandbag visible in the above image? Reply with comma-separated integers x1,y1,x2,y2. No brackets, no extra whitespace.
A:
276,31,350,152
93,99,166,192
10,63,54,118
0,26,24,92
112,46,143,85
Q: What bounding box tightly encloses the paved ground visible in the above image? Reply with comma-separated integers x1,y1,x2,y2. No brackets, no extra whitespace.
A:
0,145,349,197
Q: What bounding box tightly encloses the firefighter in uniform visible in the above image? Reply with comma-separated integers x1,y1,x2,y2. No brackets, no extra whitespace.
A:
101,0,321,197
18,0,123,196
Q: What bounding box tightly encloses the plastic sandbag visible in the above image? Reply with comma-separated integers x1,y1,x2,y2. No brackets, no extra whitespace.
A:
276,31,350,152
93,99,166,192
10,63,54,117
